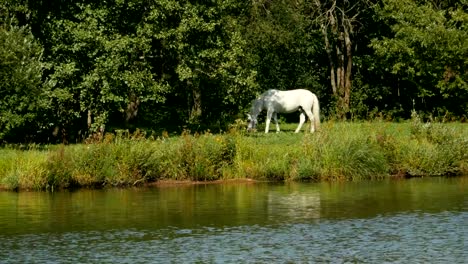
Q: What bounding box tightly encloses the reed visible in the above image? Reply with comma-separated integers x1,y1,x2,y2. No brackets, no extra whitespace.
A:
0,119,466,190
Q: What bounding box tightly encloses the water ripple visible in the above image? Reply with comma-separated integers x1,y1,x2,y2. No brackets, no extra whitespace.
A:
0,211,466,263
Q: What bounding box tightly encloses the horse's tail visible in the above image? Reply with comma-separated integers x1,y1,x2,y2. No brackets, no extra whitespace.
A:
312,94,320,131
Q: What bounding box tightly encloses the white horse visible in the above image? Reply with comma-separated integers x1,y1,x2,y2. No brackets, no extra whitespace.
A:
247,89,320,133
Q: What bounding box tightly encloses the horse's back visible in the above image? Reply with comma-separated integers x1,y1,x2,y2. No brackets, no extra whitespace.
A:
263,88,313,97
288,89,313,96
280,89,315,104
262,89,314,113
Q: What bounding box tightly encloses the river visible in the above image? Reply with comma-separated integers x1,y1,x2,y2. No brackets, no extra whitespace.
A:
0,177,466,263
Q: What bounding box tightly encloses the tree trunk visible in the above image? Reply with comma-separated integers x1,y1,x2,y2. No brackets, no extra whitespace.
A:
320,18,337,95
343,20,353,116
87,110,92,128
188,79,202,123
314,0,361,119
125,93,140,125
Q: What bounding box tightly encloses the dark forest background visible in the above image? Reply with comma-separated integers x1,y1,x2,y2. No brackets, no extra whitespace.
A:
1,0,466,143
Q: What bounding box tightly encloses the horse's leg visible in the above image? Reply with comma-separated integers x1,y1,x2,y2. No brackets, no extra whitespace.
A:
304,109,315,133
265,111,273,133
295,112,306,133
273,112,280,133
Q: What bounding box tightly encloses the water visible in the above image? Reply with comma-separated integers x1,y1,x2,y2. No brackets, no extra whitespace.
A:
0,177,466,263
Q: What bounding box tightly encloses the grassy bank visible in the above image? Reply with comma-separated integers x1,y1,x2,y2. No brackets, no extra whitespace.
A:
1,118,467,190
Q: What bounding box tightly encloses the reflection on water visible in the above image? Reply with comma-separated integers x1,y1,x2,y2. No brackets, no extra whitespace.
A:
0,177,466,263
267,184,321,221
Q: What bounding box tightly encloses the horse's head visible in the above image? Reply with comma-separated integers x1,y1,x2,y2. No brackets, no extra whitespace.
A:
246,99,262,132
246,113,258,132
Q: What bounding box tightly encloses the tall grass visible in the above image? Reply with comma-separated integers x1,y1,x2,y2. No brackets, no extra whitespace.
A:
231,122,391,181
0,149,49,190
1,117,467,190
392,113,468,176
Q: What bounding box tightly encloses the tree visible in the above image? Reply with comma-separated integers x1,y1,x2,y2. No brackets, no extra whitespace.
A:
313,0,376,118
40,1,169,138
36,0,257,136
241,0,328,119
143,0,257,126
0,23,44,141
370,0,468,118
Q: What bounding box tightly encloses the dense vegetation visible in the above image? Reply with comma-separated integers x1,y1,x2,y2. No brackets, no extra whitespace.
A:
1,118,467,190
1,0,466,143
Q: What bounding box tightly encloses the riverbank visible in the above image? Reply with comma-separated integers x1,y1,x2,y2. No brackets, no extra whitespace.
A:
1,119,467,191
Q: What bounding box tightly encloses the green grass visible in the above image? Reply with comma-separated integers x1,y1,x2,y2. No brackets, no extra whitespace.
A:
1,119,467,190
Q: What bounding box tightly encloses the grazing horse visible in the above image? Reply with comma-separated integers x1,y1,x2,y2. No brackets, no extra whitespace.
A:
247,89,320,133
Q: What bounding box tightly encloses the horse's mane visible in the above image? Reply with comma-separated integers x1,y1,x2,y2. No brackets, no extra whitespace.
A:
262,89,279,97
253,98,263,107
250,97,264,115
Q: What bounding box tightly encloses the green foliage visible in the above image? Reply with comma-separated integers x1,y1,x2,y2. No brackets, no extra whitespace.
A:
0,24,44,141
9,0,259,140
1,0,468,143
244,0,324,95
43,1,168,135
143,0,257,123
371,0,468,117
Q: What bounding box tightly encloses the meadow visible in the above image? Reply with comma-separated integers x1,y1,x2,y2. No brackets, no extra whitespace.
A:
1,117,467,191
